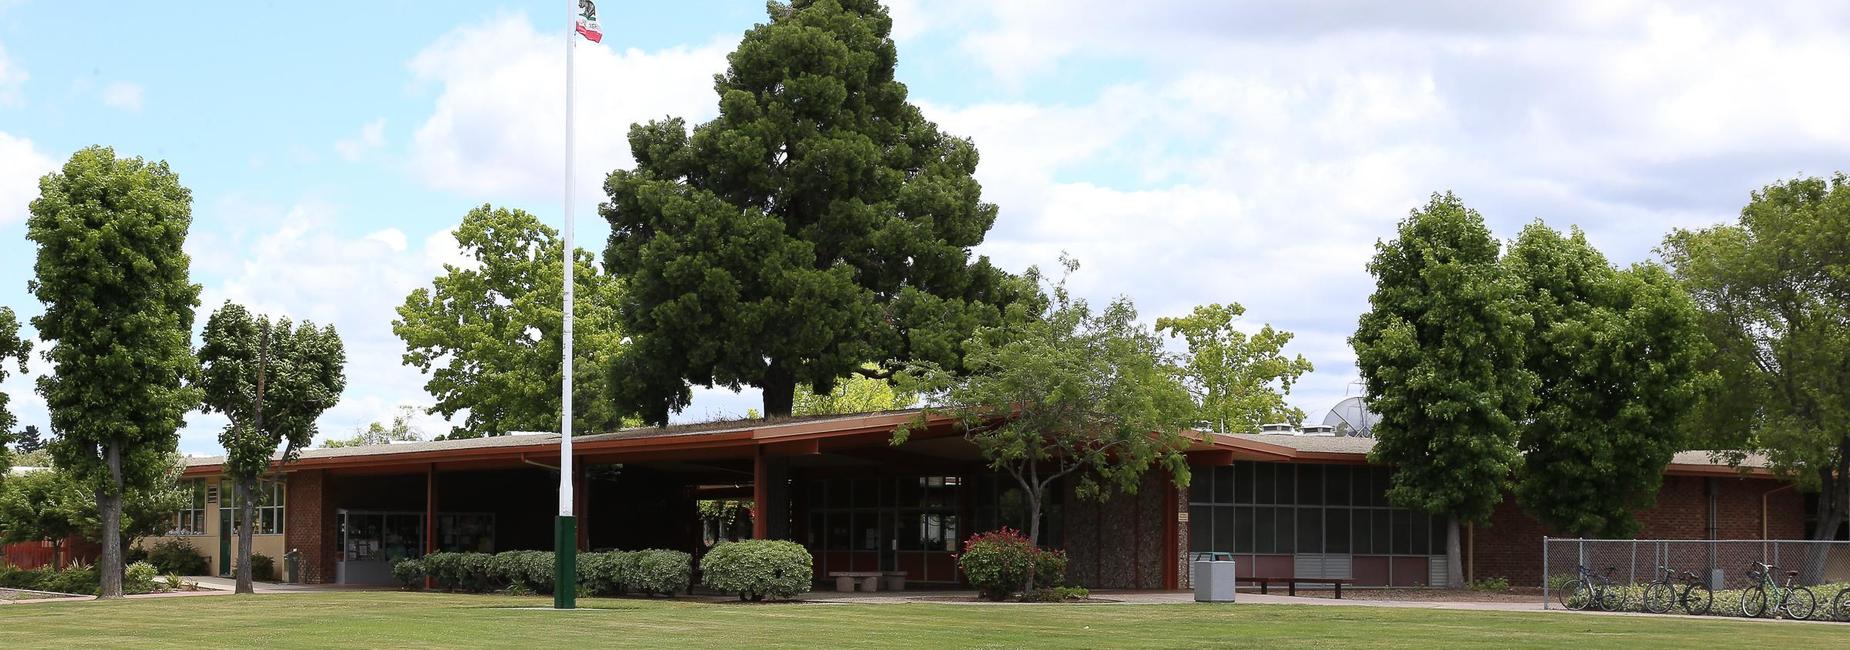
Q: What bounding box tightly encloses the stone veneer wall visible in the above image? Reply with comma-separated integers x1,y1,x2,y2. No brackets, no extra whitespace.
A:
1063,472,1176,589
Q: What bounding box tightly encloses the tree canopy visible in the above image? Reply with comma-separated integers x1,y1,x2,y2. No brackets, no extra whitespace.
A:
602,0,1015,423
897,258,1195,558
1352,192,1535,587
0,307,27,484
27,145,202,598
791,367,916,416
0,467,86,568
1156,303,1312,434
199,301,346,593
1662,173,1850,544
1504,222,1713,538
395,205,627,437
324,406,424,448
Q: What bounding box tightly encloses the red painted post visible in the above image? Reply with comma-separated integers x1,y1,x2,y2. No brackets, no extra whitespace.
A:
425,463,436,590
752,448,769,539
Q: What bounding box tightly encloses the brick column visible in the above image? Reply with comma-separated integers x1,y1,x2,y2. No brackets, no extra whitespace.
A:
284,470,330,584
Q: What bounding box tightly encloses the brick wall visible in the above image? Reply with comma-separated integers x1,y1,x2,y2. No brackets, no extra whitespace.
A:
1471,474,1806,586
285,470,331,583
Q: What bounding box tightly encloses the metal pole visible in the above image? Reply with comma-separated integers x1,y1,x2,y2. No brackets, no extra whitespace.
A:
553,0,579,611
1629,539,1637,586
1542,536,1549,610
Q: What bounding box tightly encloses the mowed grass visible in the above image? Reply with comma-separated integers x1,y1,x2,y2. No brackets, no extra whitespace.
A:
2,592,1844,649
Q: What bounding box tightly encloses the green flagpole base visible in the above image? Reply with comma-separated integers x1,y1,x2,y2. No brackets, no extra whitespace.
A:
554,515,577,609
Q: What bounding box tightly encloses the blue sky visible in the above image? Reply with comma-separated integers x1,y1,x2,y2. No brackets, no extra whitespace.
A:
4,1,1850,456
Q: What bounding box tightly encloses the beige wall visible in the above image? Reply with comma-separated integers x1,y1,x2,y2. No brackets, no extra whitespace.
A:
136,475,289,577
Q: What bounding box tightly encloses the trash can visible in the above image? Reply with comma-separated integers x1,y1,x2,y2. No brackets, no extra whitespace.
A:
1192,553,1236,602
284,549,301,584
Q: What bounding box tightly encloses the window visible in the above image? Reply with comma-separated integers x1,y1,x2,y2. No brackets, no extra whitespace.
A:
170,480,206,536
221,478,286,536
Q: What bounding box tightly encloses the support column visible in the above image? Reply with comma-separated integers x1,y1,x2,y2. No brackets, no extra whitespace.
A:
751,450,791,539
753,450,770,539
425,463,436,590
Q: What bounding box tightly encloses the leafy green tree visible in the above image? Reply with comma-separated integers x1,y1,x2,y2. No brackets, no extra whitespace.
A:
323,406,424,448
602,0,1015,423
1156,303,1313,434
896,259,1196,575
395,205,626,437
0,307,30,485
1352,192,1535,588
0,467,86,569
791,367,916,416
1662,174,1850,551
27,145,203,598
198,301,346,594
1504,222,1714,538
69,454,190,558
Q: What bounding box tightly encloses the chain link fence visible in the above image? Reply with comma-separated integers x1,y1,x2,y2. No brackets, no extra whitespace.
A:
1542,537,1850,619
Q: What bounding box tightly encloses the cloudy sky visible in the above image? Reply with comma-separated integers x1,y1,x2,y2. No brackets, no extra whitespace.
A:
2,1,1848,455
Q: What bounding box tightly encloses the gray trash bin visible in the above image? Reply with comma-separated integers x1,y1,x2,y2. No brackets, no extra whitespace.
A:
1192,553,1236,602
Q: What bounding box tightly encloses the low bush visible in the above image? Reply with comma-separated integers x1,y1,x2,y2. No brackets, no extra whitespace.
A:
392,558,425,590
959,528,1058,601
580,552,624,596
1020,586,1090,602
124,561,159,595
0,564,54,591
491,550,555,594
1467,576,1511,592
42,561,98,596
246,553,277,582
699,540,813,601
631,549,691,596
144,539,211,576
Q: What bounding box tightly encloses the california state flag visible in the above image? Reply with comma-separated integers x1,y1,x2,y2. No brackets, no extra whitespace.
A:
575,0,603,43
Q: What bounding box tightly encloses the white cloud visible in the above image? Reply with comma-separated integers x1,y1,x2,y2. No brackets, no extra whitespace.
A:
0,131,56,227
180,202,465,453
100,81,142,111
334,118,387,161
407,13,730,206
905,1,1850,421
0,42,25,106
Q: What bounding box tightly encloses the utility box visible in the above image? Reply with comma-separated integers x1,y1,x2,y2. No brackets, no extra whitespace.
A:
1193,558,1237,602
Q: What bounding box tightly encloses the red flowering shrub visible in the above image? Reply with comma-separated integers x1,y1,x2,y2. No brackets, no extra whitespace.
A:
957,528,1069,601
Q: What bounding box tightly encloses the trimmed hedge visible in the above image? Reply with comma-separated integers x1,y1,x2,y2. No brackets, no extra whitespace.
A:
699,540,813,601
395,549,690,596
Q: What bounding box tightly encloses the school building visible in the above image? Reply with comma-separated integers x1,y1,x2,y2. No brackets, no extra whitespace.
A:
146,410,1814,589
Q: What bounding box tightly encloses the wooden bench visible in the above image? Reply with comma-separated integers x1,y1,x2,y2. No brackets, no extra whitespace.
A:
1246,576,1354,599
828,571,907,592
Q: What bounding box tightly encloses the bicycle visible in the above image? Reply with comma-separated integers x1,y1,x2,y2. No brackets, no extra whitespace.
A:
1830,585,1849,622
1559,564,1625,612
1740,561,1815,620
1642,565,1712,616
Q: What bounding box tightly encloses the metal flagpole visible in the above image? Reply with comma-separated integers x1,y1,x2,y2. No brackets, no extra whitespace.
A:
554,0,578,611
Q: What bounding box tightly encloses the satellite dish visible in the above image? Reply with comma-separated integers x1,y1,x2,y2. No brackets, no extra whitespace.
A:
1322,396,1378,438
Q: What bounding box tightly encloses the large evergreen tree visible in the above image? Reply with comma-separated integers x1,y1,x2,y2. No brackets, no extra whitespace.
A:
601,0,1014,423
1504,222,1713,538
198,301,347,594
27,146,202,598
1663,173,1850,555
1352,192,1535,588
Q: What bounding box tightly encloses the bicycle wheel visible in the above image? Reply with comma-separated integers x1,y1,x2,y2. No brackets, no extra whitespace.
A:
1782,586,1815,620
1740,586,1767,618
1643,582,1675,614
1833,587,1850,622
1560,580,1593,610
1680,582,1712,616
1597,583,1626,612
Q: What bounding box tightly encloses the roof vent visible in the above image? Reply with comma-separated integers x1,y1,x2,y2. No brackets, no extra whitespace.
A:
1258,422,1297,435
1299,424,1336,436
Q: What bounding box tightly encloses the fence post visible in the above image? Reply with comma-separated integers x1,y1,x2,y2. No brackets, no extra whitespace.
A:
1542,536,1550,610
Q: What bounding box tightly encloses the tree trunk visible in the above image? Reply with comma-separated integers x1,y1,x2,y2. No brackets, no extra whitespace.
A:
1024,489,1042,594
761,361,795,419
96,442,124,599
50,539,62,570
1445,517,1465,589
236,478,255,594
1799,452,1847,583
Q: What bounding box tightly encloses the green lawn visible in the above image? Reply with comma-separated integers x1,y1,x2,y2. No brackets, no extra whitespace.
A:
2,592,1843,649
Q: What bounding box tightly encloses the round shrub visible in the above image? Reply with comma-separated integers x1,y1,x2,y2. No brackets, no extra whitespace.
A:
145,539,211,576
1033,548,1068,588
699,540,813,601
958,528,1038,601
491,550,555,594
124,561,159,595
579,552,623,596
630,549,691,596
392,558,425,590
247,553,278,582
